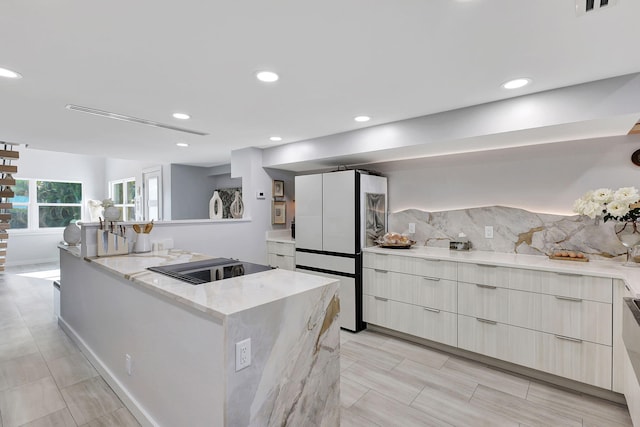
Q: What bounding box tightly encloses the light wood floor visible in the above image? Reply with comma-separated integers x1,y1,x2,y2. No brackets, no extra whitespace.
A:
0,263,634,426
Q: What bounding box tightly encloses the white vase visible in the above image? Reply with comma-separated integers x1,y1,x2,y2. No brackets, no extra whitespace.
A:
103,206,120,222
63,222,81,246
230,191,244,219
209,191,223,219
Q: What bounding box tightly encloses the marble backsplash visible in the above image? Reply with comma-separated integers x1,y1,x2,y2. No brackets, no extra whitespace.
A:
389,206,628,260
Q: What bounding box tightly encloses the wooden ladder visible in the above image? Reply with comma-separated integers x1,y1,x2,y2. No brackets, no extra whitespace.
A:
0,142,19,271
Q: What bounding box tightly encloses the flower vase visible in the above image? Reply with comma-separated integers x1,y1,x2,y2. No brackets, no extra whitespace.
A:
209,191,223,219
63,222,81,246
103,206,121,222
614,221,640,265
230,191,244,219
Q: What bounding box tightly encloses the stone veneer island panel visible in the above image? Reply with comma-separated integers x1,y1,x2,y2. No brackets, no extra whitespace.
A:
59,247,340,426
390,206,628,260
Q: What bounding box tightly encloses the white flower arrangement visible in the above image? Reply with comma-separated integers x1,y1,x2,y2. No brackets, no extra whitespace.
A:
101,198,115,208
573,187,640,222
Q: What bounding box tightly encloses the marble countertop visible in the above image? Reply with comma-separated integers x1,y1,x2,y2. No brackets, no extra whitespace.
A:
265,229,295,243
266,236,295,244
364,246,640,297
59,246,336,320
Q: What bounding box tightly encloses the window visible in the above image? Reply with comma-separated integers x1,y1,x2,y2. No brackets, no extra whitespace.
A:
8,179,28,229
9,179,83,231
110,178,136,221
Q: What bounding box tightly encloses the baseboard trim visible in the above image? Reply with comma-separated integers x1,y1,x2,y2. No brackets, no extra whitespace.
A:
58,316,159,426
366,324,627,405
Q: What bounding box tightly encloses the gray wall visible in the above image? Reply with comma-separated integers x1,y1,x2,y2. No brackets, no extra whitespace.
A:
170,164,216,220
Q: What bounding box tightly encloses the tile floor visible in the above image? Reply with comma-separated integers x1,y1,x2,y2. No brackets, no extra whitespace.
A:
0,263,634,426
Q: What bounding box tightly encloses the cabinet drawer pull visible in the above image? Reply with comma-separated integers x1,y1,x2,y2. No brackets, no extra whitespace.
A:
476,284,497,290
276,254,285,257
554,295,582,302
477,264,497,268
424,307,441,313
423,277,441,282
625,283,631,292
374,296,388,302
425,258,441,262
555,335,583,343
476,318,497,325
556,272,581,277
374,269,388,273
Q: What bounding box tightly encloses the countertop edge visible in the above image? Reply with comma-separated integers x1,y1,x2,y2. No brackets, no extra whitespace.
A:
363,246,640,297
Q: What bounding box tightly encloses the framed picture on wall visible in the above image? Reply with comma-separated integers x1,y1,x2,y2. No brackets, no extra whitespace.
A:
273,180,284,198
273,200,286,224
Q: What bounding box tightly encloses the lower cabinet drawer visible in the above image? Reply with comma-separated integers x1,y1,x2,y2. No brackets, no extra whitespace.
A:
539,332,612,389
268,253,295,270
363,268,456,312
363,295,457,347
266,241,295,257
457,314,537,367
539,294,612,346
457,281,509,322
458,314,612,389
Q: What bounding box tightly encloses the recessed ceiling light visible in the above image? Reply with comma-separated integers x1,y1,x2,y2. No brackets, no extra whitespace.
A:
172,112,190,120
0,67,22,79
269,136,282,142
502,78,531,90
176,142,189,147
354,116,371,122
256,71,279,83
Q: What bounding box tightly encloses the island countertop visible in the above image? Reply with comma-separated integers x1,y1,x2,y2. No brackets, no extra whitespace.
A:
59,246,337,320
363,245,640,297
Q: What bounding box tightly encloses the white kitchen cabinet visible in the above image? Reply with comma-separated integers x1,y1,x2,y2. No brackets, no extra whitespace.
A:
364,295,457,347
363,253,457,280
363,268,456,312
538,294,612,346
266,240,295,270
614,279,634,393
364,249,621,392
363,252,457,347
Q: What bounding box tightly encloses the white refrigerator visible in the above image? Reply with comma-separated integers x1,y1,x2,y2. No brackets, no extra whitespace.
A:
295,170,387,332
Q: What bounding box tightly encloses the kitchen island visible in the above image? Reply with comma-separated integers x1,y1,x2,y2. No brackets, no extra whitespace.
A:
58,246,340,427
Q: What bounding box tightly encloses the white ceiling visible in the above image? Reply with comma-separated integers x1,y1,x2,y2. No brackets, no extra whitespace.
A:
1,0,639,167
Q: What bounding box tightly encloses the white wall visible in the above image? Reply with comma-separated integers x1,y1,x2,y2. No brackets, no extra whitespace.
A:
7,148,106,266
375,135,640,216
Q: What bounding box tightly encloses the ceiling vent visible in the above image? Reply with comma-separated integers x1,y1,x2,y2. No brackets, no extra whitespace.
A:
65,104,209,136
576,0,618,16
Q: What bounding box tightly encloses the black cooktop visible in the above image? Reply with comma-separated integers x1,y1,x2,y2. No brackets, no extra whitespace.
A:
147,257,273,285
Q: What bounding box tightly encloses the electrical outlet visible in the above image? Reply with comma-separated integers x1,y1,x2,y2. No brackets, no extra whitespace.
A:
235,338,251,371
125,354,133,376
485,226,494,239
256,191,266,199
408,223,416,234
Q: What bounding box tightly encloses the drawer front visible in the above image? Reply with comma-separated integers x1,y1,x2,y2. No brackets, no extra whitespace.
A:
266,241,295,257
268,253,295,271
539,294,612,345
457,314,514,361
363,268,456,312
539,272,612,303
538,332,612,389
363,296,457,347
457,263,510,288
363,253,456,280
457,281,509,323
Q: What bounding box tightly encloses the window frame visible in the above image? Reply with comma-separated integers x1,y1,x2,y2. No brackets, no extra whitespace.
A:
109,177,136,222
8,178,84,233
